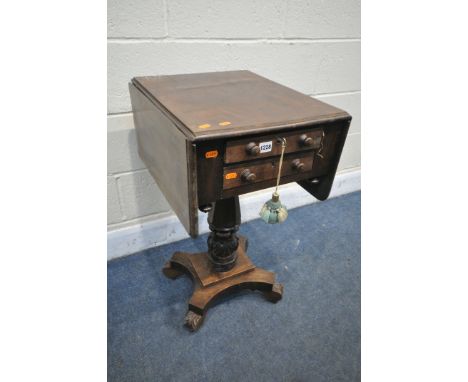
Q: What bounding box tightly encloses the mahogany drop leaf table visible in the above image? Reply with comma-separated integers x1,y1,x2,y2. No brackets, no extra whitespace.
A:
129,71,351,331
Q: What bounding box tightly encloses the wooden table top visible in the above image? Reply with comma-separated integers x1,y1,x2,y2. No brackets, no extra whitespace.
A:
132,71,349,141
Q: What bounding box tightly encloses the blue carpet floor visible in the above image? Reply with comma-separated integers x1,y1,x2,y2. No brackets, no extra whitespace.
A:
108,191,360,382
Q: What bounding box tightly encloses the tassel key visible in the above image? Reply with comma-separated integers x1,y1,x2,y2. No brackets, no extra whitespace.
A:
259,138,288,224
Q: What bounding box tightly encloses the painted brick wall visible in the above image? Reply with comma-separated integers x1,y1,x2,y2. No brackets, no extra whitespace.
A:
107,0,361,229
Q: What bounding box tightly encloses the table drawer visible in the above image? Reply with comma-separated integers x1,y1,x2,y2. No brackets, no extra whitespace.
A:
223,152,314,190
224,127,323,164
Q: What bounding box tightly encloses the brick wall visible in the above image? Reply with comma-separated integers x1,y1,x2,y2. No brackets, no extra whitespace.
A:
107,0,361,229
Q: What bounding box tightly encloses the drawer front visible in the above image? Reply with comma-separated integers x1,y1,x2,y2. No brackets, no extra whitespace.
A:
225,127,323,164
223,153,314,190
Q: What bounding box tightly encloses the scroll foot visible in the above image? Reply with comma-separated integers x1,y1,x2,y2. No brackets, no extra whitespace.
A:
162,261,184,279
184,310,204,332
264,283,284,303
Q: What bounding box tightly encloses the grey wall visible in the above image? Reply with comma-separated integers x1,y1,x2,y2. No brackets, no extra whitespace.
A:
107,0,361,229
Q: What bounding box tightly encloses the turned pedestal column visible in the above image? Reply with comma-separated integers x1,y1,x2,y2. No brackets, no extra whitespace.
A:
162,196,283,331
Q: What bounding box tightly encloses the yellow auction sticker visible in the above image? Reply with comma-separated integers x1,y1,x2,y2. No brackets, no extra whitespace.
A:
225,172,237,180
198,123,211,129
205,150,218,159
218,121,231,126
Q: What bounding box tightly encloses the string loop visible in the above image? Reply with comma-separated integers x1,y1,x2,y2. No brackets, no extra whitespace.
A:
275,138,287,194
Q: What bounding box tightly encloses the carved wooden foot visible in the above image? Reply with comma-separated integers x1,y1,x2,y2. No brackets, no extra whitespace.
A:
263,283,284,303
162,236,283,332
162,261,185,279
184,310,204,331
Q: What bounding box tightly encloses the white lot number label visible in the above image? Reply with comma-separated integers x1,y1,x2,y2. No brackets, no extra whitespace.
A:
259,141,272,153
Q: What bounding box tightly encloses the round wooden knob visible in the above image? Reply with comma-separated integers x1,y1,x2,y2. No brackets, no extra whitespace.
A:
241,169,257,182
245,142,260,155
299,134,313,146
292,159,305,171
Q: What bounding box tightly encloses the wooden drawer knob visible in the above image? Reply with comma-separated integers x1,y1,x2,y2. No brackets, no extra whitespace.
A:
299,134,313,146
241,169,257,182
292,159,305,171
245,142,260,155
